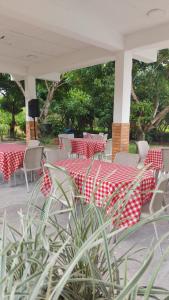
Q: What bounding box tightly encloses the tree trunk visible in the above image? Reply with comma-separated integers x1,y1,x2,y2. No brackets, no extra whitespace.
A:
10,113,16,138
39,80,64,123
135,121,146,140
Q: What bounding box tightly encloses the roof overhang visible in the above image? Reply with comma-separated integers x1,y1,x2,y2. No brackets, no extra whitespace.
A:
0,0,169,79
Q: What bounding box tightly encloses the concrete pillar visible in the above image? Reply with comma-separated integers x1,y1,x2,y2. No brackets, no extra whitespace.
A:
24,76,37,143
112,51,133,158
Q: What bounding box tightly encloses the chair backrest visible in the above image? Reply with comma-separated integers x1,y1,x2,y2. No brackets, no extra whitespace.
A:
58,134,74,148
114,152,140,168
28,139,40,147
161,148,169,173
136,140,150,160
83,132,88,138
58,133,74,139
23,146,44,170
45,148,68,164
67,133,74,139
61,137,72,153
84,133,102,140
103,133,108,141
45,163,75,206
104,139,112,155
150,173,169,213
99,132,108,141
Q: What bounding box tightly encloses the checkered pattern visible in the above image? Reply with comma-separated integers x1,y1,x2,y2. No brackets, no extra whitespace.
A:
71,138,105,158
0,144,26,181
41,159,155,228
144,148,163,170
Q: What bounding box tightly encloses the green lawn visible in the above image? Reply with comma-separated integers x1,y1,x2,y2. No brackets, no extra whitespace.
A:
129,143,137,153
129,141,169,154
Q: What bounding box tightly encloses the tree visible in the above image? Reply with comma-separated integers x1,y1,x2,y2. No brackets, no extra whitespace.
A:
51,62,114,132
0,74,24,138
131,49,169,139
37,78,66,123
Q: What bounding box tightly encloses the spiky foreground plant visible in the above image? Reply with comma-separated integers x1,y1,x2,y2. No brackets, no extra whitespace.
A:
0,166,169,300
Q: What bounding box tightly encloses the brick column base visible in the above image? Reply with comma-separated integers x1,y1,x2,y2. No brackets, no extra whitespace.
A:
26,121,38,144
112,123,130,159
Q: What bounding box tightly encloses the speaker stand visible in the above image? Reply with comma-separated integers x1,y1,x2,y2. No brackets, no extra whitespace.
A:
33,117,37,140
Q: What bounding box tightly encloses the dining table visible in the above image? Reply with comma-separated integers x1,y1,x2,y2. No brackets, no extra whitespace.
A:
70,138,105,158
0,143,26,181
41,159,156,228
144,148,163,171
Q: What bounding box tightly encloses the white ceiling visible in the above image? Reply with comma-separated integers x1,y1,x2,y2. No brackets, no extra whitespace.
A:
0,0,169,78
0,15,89,66
54,0,169,34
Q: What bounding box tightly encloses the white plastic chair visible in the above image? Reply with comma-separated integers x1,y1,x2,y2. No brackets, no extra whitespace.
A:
114,152,140,168
44,163,78,227
99,133,108,141
58,133,74,143
83,132,87,138
141,173,169,255
45,163,76,207
61,137,72,157
27,140,40,147
45,148,68,164
20,146,44,192
101,139,112,162
161,148,169,173
103,133,108,141
136,140,150,163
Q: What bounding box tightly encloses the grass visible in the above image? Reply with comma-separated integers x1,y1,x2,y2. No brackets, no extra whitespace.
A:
129,143,137,154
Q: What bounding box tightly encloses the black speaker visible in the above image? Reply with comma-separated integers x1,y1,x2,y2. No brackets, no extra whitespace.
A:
28,99,40,118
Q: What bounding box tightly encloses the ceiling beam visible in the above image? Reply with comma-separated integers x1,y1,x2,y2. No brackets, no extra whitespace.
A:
133,49,158,63
0,59,27,75
125,22,169,51
28,47,115,75
38,72,60,81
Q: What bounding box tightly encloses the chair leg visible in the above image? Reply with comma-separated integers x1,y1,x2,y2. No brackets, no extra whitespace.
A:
153,222,163,256
13,173,17,186
24,169,29,193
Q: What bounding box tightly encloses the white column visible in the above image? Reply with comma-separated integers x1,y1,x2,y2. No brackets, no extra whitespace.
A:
113,51,133,123
24,76,36,121
112,51,133,158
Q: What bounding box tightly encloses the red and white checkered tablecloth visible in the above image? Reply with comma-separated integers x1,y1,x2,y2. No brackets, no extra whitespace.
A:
0,144,26,181
144,148,163,170
71,138,105,158
41,159,155,228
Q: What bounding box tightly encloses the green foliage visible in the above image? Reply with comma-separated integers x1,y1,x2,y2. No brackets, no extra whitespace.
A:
0,75,24,115
0,108,11,125
50,63,114,134
15,107,26,133
64,88,92,130
1,49,169,141
39,113,64,137
0,74,24,138
131,49,169,139
39,136,54,145
0,123,9,139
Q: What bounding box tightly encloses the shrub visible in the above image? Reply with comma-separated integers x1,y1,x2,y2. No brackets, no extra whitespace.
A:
0,123,9,139
16,108,26,133
39,113,64,137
